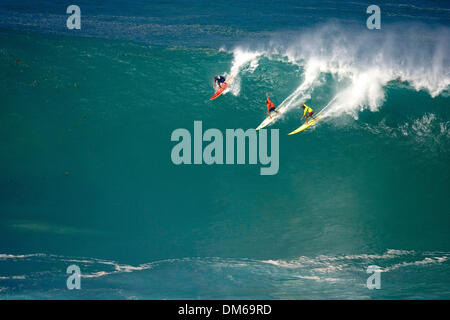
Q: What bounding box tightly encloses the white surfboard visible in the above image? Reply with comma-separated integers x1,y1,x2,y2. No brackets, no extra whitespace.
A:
256,104,290,130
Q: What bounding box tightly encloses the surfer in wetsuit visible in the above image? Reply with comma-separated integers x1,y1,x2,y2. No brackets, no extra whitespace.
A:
213,75,226,89
301,103,314,122
266,93,278,118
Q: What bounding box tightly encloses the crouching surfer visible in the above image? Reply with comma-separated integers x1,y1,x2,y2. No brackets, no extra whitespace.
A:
301,103,315,122
213,75,226,89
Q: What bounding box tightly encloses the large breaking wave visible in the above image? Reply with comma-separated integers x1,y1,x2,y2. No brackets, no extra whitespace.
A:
226,23,449,124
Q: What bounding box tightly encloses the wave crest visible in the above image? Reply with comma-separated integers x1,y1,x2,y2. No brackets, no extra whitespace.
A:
228,22,449,120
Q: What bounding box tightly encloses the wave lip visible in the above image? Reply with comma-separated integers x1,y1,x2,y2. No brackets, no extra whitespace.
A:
228,22,449,122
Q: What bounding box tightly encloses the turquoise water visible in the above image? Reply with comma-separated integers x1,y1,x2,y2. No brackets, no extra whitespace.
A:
0,1,449,299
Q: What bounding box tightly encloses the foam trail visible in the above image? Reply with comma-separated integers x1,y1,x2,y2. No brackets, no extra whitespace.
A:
263,59,321,123
318,93,342,118
279,60,321,110
226,48,261,96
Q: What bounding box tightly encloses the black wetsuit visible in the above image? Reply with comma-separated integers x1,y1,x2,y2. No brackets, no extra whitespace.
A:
215,76,226,85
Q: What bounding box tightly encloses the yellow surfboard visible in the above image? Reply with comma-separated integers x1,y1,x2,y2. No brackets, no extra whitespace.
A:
288,115,323,135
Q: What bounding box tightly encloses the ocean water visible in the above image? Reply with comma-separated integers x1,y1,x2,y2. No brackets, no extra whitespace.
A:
0,0,449,299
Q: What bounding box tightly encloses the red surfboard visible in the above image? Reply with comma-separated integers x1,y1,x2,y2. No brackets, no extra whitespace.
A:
210,77,233,100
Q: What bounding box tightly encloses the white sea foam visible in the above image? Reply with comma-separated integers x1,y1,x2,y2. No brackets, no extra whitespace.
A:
0,253,46,260
262,249,450,281
262,249,415,269
0,275,26,280
382,255,449,272
296,275,343,283
1,250,448,283
227,48,262,96
230,23,449,120
359,113,450,148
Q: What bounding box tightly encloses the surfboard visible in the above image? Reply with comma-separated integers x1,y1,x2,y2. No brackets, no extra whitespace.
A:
210,77,233,100
288,115,323,135
256,103,291,130
256,110,279,130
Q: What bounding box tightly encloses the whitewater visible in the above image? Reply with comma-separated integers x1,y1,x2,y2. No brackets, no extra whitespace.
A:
222,23,449,128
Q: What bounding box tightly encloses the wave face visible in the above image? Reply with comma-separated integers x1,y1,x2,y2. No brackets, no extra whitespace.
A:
0,1,449,299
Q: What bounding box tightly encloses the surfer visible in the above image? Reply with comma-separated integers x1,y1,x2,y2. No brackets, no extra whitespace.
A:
266,93,278,118
213,75,226,89
301,103,315,122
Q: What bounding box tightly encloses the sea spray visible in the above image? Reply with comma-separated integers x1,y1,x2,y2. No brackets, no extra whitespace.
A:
227,48,261,96
230,22,449,120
